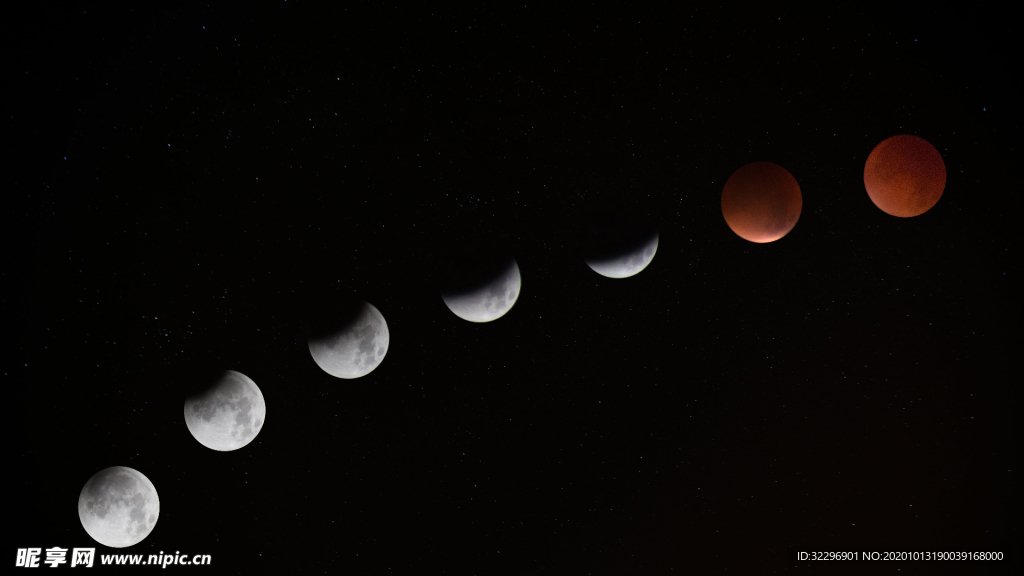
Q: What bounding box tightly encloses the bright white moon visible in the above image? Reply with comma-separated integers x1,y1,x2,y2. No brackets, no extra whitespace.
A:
184,370,266,451
585,232,659,278
441,258,521,322
308,301,389,378
78,466,159,548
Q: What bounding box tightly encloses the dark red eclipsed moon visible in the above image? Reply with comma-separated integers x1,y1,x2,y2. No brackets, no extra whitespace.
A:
863,134,946,217
721,161,802,243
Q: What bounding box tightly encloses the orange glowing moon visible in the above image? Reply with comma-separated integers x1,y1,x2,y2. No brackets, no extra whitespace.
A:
863,134,946,217
721,161,802,243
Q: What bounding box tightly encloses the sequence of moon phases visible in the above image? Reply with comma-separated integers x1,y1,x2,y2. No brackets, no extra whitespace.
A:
721,161,803,243
308,301,390,378
78,466,159,548
440,251,521,323
864,134,946,217
184,370,266,451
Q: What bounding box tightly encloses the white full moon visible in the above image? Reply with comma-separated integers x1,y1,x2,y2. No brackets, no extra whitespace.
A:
585,232,659,278
441,258,521,322
184,370,266,451
78,466,159,548
308,301,389,378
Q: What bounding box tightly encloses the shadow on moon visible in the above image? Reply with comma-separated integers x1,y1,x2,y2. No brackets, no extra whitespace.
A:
306,298,390,378
184,370,266,451
437,240,521,323
578,200,659,278
721,161,802,243
864,134,946,217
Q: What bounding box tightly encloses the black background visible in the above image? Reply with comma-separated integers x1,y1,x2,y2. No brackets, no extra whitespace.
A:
7,3,1017,574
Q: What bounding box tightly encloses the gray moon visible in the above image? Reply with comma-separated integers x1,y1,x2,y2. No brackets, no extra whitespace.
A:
78,466,159,548
585,232,659,278
441,258,521,322
184,370,266,451
308,301,389,378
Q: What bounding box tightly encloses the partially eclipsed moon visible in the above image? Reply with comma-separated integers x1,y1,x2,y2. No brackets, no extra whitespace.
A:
721,161,802,243
78,466,159,548
308,301,389,378
586,232,659,278
184,370,266,451
442,258,521,322
864,134,946,217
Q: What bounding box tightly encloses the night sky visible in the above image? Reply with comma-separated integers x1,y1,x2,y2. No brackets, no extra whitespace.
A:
8,4,1017,574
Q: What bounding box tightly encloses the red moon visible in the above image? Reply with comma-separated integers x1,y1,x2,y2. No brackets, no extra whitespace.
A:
721,161,802,243
863,134,946,217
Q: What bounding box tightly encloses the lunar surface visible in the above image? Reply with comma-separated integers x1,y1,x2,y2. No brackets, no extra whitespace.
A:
184,370,266,451
308,301,389,378
586,232,659,278
442,257,521,322
721,161,802,243
864,134,946,217
78,466,159,548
